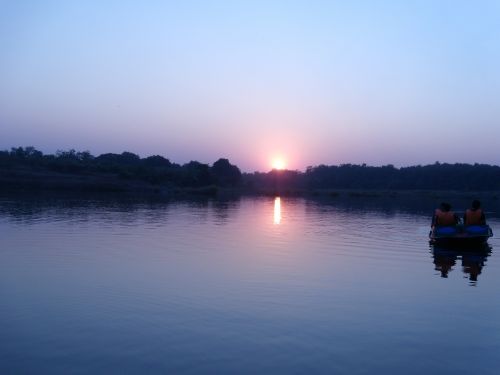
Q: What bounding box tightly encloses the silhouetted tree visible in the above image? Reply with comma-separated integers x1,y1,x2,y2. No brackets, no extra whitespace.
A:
211,158,241,187
3,146,500,191
96,152,140,166
181,161,212,187
142,155,171,168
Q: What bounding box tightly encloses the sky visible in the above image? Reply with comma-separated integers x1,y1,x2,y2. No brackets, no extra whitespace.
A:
1,0,499,172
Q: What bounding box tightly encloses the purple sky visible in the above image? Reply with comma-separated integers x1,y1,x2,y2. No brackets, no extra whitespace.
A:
1,1,499,171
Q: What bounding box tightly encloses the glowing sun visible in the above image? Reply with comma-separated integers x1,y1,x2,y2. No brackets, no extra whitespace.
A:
272,158,286,170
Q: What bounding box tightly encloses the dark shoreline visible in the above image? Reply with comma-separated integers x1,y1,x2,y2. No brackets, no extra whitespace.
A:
1,174,499,199
1,171,498,200
1,164,499,213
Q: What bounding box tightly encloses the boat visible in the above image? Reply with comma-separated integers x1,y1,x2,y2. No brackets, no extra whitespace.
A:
429,224,493,246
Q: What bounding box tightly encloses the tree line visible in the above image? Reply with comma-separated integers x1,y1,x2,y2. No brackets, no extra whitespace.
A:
2,146,500,191
0,147,241,188
244,163,500,191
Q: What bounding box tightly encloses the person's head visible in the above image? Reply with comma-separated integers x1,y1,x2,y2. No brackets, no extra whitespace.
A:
472,200,481,210
440,202,451,212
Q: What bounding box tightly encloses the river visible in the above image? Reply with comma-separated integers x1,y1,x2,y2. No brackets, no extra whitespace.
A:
1,195,499,374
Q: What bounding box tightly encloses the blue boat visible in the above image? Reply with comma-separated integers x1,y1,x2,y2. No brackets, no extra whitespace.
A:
429,224,493,247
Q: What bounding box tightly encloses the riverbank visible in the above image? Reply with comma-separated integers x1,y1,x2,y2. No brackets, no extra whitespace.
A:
1,168,499,201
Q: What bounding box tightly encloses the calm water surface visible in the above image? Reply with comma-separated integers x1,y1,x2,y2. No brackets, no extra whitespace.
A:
1,196,499,374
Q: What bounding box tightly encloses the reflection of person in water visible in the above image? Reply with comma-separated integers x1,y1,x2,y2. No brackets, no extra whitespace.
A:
433,250,457,278
432,245,492,282
462,253,487,283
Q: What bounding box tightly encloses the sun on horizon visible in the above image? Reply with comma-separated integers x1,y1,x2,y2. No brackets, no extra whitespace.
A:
271,158,286,170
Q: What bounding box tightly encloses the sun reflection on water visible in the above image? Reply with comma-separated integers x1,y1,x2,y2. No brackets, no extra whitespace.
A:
274,197,281,225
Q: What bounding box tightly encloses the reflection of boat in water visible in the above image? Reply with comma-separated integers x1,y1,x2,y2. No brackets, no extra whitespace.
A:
432,244,492,283
429,224,493,247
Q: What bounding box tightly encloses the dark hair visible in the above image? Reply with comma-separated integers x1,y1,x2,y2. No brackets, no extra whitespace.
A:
472,200,481,209
440,202,451,212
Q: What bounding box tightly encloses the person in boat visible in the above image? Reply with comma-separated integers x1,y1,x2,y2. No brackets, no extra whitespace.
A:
431,202,459,227
463,199,486,226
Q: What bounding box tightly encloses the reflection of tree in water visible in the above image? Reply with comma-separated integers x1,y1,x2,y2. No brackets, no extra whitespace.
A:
432,244,492,285
212,198,241,225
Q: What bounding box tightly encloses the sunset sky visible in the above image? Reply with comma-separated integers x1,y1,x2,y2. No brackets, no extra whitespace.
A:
1,1,499,171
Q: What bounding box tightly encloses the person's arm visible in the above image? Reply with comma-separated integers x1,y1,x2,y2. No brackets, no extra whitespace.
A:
481,211,486,225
